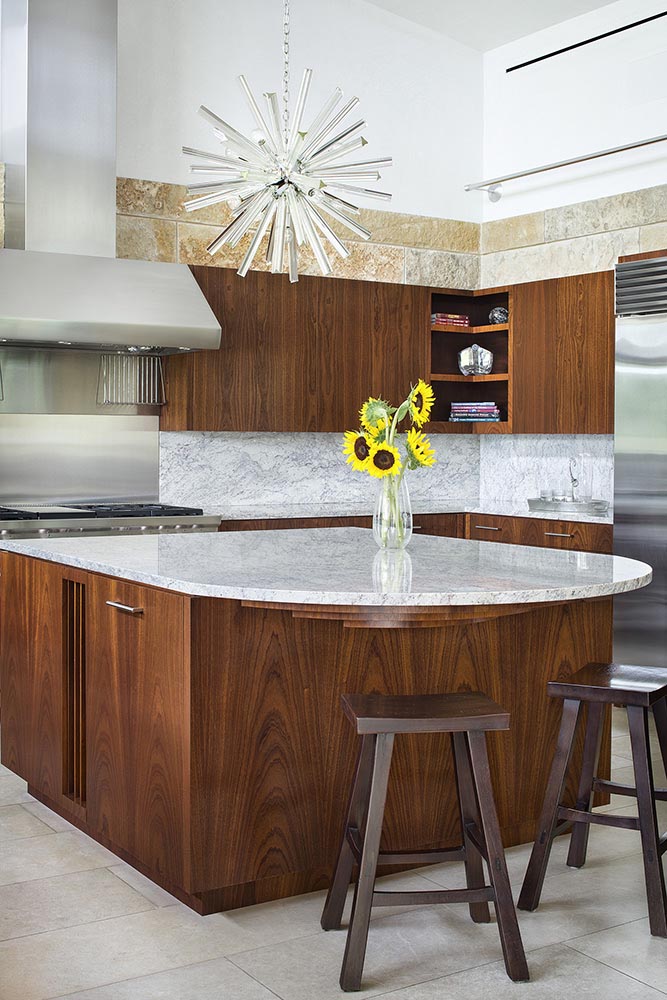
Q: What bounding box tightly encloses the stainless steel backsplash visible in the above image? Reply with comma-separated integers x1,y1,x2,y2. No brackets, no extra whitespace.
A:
0,413,158,503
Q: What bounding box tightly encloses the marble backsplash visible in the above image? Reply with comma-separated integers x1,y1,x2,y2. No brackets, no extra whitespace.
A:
160,431,613,511
479,435,614,505
159,432,480,510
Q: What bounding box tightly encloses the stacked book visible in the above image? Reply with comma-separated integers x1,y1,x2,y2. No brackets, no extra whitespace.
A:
450,402,501,422
431,312,470,327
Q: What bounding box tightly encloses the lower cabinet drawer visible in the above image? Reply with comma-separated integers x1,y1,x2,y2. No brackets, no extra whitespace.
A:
412,513,463,537
466,514,612,554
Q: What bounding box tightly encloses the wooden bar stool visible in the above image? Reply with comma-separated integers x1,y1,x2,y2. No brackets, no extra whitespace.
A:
518,662,667,937
321,691,529,992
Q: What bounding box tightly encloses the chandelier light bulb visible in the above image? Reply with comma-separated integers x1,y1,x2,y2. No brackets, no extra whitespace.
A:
182,1,391,281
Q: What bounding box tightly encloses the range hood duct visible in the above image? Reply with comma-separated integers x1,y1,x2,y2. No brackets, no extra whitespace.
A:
0,0,221,354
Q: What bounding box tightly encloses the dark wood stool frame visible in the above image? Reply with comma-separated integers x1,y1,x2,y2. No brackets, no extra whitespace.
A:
321,693,529,992
518,663,667,937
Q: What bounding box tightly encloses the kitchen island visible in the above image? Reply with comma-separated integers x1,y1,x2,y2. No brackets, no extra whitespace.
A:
0,529,650,913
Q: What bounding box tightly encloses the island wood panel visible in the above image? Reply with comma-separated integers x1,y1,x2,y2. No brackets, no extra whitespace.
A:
465,514,613,554
161,267,430,434
0,554,68,808
187,594,612,912
85,575,192,890
511,272,614,435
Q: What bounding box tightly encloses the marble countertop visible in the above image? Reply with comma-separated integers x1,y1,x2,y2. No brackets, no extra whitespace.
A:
207,499,613,525
0,529,647,607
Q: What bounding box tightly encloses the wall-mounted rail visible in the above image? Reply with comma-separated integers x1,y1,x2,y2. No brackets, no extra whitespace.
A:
465,132,667,202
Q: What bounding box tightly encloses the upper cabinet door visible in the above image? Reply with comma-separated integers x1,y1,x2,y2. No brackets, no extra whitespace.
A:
161,268,430,433
511,271,614,434
162,268,320,432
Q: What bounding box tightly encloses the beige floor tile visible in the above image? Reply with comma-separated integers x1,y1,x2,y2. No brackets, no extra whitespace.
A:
0,773,33,807
374,941,665,999
568,917,667,993
0,831,117,887
513,852,649,951
0,902,317,1000
0,868,153,942
21,799,83,834
0,805,53,844
56,956,277,999
233,904,521,1000
417,815,644,893
107,862,181,908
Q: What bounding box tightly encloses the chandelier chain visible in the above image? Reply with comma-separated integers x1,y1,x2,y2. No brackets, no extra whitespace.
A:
282,0,290,144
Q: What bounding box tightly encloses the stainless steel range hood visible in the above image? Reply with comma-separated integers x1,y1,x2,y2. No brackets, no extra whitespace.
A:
0,0,221,354
0,249,221,353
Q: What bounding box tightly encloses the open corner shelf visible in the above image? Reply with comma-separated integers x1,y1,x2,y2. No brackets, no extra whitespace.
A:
429,287,512,433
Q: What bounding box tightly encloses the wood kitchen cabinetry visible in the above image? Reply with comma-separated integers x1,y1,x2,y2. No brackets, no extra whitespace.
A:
86,575,190,888
161,266,613,436
466,514,613,554
511,271,614,434
161,267,429,433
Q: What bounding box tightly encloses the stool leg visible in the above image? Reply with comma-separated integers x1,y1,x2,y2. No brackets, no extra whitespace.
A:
653,697,667,779
567,702,605,868
467,730,529,983
452,731,491,923
518,697,582,912
321,734,375,931
340,732,394,993
627,705,667,938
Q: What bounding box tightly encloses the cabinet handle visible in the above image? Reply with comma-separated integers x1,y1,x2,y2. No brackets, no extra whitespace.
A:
544,532,573,538
474,524,501,531
106,600,144,615
413,524,422,530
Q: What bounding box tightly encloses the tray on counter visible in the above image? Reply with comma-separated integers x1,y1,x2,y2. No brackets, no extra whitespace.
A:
527,498,610,516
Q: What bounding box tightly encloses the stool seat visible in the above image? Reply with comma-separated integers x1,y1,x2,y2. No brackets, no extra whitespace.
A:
342,691,510,734
548,661,667,707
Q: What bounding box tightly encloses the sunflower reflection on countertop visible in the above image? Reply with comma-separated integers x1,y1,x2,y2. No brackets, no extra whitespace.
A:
343,380,437,549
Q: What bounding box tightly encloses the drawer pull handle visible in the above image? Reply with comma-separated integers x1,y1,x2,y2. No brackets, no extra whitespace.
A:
106,600,144,615
413,525,422,530
474,525,501,531
544,532,573,538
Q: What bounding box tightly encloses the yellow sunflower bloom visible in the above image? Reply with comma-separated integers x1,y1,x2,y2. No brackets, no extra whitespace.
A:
406,427,436,469
367,442,402,479
410,379,435,427
359,397,392,434
342,430,372,472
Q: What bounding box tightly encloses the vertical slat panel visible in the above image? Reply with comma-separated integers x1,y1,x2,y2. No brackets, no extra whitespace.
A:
63,579,86,809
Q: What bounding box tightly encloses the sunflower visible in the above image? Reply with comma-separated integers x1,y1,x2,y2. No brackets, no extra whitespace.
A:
366,416,390,442
406,427,436,469
359,397,392,435
343,430,372,472
410,379,435,427
367,442,402,479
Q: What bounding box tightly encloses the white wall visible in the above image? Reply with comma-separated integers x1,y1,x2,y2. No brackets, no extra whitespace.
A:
482,0,667,219
116,0,483,221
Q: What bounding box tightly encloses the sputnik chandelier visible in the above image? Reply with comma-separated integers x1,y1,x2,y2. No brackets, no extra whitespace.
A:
182,0,392,282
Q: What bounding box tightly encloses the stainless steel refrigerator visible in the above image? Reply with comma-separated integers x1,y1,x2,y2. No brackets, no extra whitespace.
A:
614,296,667,666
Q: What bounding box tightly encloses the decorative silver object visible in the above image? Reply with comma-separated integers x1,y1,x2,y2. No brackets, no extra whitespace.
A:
182,0,391,282
489,306,508,324
458,343,493,375
527,498,610,516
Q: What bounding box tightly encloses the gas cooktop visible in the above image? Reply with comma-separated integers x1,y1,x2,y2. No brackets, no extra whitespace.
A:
0,503,204,520
0,502,219,538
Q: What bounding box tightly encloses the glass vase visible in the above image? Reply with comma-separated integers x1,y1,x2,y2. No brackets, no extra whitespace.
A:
372,475,412,550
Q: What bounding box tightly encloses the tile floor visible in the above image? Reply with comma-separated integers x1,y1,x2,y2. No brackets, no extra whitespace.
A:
0,709,665,999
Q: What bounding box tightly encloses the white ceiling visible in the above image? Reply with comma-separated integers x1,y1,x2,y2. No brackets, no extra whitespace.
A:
364,0,619,50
